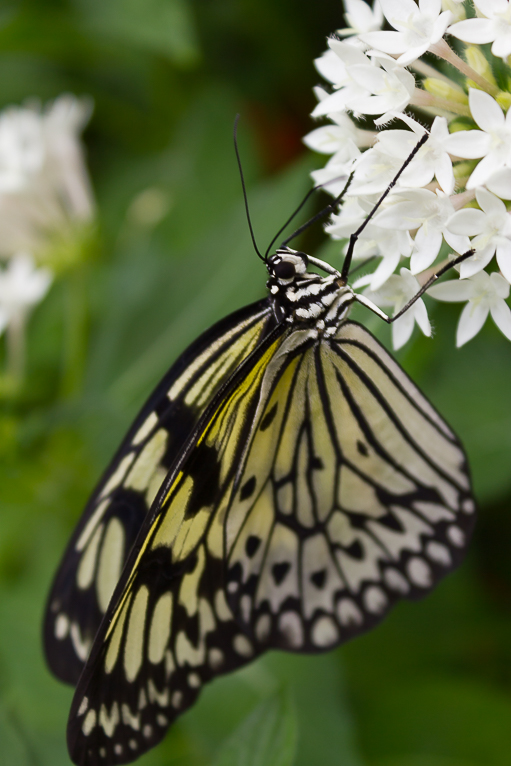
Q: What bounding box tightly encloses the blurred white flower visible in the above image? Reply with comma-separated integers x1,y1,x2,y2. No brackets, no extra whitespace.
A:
429,271,511,346
374,188,470,273
448,0,511,61
312,44,371,117
338,0,384,37
0,252,52,333
361,0,452,67
0,94,94,263
446,188,511,280
362,267,431,349
445,89,511,189
0,108,45,193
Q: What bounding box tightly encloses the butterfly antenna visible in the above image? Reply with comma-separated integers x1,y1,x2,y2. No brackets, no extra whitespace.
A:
234,114,265,262
341,131,429,281
265,173,354,259
280,170,355,248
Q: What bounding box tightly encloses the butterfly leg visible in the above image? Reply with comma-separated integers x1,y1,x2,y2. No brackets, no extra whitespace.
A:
354,249,476,324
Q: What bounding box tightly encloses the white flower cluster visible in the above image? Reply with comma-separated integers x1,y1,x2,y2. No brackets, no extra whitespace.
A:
0,94,94,377
305,0,511,348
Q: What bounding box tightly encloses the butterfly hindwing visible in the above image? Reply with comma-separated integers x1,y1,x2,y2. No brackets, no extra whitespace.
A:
67,328,289,765
66,316,475,766
225,321,475,650
44,300,275,685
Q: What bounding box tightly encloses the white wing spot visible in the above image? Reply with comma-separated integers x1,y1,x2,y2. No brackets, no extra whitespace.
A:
124,585,149,682
208,647,224,669
82,709,96,736
114,744,123,756
132,411,158,445
256,614,271,642
96,517,125,613
143,725,153,739
215,589,232,620
188,672,201,688
99,702,120,737
71,622,92,662
233,634,253,657
407,557,432,588
278,611,303,648
148,592,173,665
384,568,410,594
172,691,183,708
78,696,89,716
426,541,452,566
447,525,465,547
363,586,387,614
122,704,140,730
157,714,168,727
336,598,363,627
55,613,69,639
311,616,339,647
129,740,138,750
100,747,106,758
462,498,475,514
227,581,239,593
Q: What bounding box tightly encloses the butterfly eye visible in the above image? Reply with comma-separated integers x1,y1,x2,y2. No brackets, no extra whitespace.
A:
273,260,296,280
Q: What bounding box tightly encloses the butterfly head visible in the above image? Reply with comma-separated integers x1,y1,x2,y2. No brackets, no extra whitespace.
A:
266,248,308,284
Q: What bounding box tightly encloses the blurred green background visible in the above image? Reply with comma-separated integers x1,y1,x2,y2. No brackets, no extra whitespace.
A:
1,1,511,765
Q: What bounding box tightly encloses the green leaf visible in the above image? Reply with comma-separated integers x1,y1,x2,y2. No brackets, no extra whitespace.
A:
212,692,297,766
72,0,199,65
0,700,30,766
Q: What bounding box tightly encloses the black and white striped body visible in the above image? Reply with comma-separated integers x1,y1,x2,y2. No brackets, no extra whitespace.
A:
266,248,354,337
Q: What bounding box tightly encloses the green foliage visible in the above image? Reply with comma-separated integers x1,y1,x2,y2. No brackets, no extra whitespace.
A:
0,1,510,766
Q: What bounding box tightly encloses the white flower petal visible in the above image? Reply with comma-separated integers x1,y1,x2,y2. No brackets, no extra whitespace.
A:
486,168,511,199
490,300,511,340
392,311,415,350
475,186,507,216
443,130,491,159
434,151,455,194
469,89,505,133
446,208,485,236
448,18,497,44
413,298,432,337
429,277,473,302
496,240,511,283
467,153,505,189
456,301,488,346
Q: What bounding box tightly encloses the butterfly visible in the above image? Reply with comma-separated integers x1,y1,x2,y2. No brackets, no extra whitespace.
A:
44,133,476,766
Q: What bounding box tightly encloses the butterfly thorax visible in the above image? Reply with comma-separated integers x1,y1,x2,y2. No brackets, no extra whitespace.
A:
266,247,354,336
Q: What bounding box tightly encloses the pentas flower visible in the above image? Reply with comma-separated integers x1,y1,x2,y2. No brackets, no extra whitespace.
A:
338,0,383,38
0,94,94,266
429,271,511,346
362,268,432,350
446,188,511,280
445,89,511,189
449,0,511,61
327,197,413,289
0,252,52,326
373,188,471,273
304,0,511,347
360,0,453,67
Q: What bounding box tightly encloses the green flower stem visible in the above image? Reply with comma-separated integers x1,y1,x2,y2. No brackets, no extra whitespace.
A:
6,313,25,392
411,88,471,116
430,38,500,97
60,267,88,398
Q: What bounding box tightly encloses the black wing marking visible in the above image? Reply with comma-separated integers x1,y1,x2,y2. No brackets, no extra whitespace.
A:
44,299,275,685
66,327,289,765
225,321,475,651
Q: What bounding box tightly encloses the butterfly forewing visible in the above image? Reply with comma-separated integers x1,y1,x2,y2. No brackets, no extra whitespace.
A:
44,300,275,685
225,321,475,651
67,328,290,765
